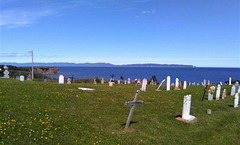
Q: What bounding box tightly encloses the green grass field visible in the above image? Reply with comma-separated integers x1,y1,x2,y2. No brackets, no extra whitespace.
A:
0,79,239,144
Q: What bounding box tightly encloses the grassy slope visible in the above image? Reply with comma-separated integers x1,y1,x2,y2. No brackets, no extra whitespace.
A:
0,79,239,144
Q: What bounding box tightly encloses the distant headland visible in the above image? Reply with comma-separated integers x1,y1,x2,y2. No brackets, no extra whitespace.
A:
0,62,196,68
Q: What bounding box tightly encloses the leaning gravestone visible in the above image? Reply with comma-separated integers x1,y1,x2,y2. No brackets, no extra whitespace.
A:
174,78,180,90
231,85,236,96
58,75,64,84
216,84,221,100
183,81,187,90
156,79,165,91
141,78,147,91
20,75,24,81
125,90,144,129
166,76,171,91
3,66,9,79
176,94,197,123
234,93,239,108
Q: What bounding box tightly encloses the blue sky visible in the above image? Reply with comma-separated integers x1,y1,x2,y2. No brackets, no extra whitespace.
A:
0,0,239,67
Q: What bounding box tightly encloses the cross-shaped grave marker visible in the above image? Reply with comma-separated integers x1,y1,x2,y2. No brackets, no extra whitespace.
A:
125,90,144,129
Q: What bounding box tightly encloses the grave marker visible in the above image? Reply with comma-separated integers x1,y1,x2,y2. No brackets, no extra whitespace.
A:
125,90,144,129
222,89,226,99
156,79,165,91
58,75,64,84
128,78,131,84
234,93,239,108
67,78,71,84
230,85,236,96
141,78,147,91
20,75,24,81
166,76,170,91
176,95,197,123
183,81,187,90
101,78,104,84
208,80,210,85
203,79,206,87
174,78,180,90
3,66,9,79
229,77,231,85
216,84,221,100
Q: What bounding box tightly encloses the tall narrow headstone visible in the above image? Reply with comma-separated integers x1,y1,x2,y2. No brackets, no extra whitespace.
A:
118,80,121,84
183,81,187,90
208,92,213,101
203,79,206,87
229,77,232,85
181,95,196,121
234,93,239,108
101,78,104,84
166,76,170,91
222,89,226,99
174,78,180,90
58,75,64,84
234,82,239,93
216,84,221,100
208,80,210,85
141,78,147,92
231,85,236,96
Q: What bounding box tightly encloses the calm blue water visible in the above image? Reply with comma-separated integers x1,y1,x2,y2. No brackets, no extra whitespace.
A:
49,67,240,84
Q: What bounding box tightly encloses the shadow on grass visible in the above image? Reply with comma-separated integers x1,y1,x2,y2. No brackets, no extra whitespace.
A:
121,121,138,127
228,105,234,107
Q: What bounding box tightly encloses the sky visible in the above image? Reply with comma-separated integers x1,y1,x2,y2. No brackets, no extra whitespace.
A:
0,0,239,67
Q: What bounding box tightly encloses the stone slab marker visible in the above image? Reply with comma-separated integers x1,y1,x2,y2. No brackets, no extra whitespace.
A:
183,81,187,90
20,75,24,81
208,80,210,85
208,92,213,101
176,95,197,123
234,93,239,108
174,78,180,90
128,78,131,84
216,84,221,100
3,66,9,79
229,77,232,85
203,79,206,87
156,79,165,91
58,75,64,84
141,78,147,91
125,90,144,129
101,78,104,84
231,86,236,96
222,89,226,99
166,76,170,91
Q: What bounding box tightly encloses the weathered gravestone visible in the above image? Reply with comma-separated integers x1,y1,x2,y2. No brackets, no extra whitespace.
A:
234,82,239,93
229,77,232,85
208,86,215,101
93,78,97,84
222,89,226,99
183,81,187,90
118,80,121,84
20,75,24,81
208,80,210,85
216,84,221,100
58,75,64,84
176,94,197,123
231,85,236,96
203,79,206,87
109,81,114,87
128,78,131,84
125,90,144,129
124,80,127,84
141,78,147,91
234,93,239,108
67,78,71,84
3,66,9,79
174,78,180,90
156,79,165,91
101,78,104,84
166,76,170,91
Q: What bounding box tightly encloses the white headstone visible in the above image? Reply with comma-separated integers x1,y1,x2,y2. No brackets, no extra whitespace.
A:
93,78,97,84
124,80,127,84
216,84,221,100
67,78,71,84
203,79,206,87
20,75,24,81
208,80,210,85
128,78,131,84
174,78,180,90
58,75,64,84
118,80,121,84
166,76,170,91
208,92,213,101
234,93,239,108
101,78,104,84
3,66,9,79
141,78,147,91
109,82,114,87
182,95,196,121
183,81,187,90
231,86,236,96
229,77,232,85
222,89,226,99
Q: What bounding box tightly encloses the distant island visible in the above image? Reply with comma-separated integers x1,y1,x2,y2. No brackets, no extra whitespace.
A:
0,62,195,68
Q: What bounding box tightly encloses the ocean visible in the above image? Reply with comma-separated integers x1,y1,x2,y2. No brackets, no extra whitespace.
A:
48,67,240,84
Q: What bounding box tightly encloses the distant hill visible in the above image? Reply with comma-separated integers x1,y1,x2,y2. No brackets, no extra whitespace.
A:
0,62,195,68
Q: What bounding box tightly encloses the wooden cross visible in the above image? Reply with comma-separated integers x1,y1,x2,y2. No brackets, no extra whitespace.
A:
125,90,144,129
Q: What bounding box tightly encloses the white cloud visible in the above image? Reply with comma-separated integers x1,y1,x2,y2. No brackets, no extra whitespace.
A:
0,53,31,57
141,10,156,14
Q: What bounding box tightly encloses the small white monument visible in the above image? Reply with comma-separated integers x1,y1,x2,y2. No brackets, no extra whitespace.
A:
67,78,71,84
101,78,104,84
109,81,114,87
208,80,210,85
141,78,147,91
183,81,187,90
166,76,170,91
216,84,221,100
203,79,206,87
118,80,121,84
230,85,236,96
229,77,232,85
174,78,180,90
58,75,64,84
208,92,213,101
222,89,226,99
128,78,131,84
176,95,197,123
234,93,239,108
3,66,9,79
20,75,24,81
